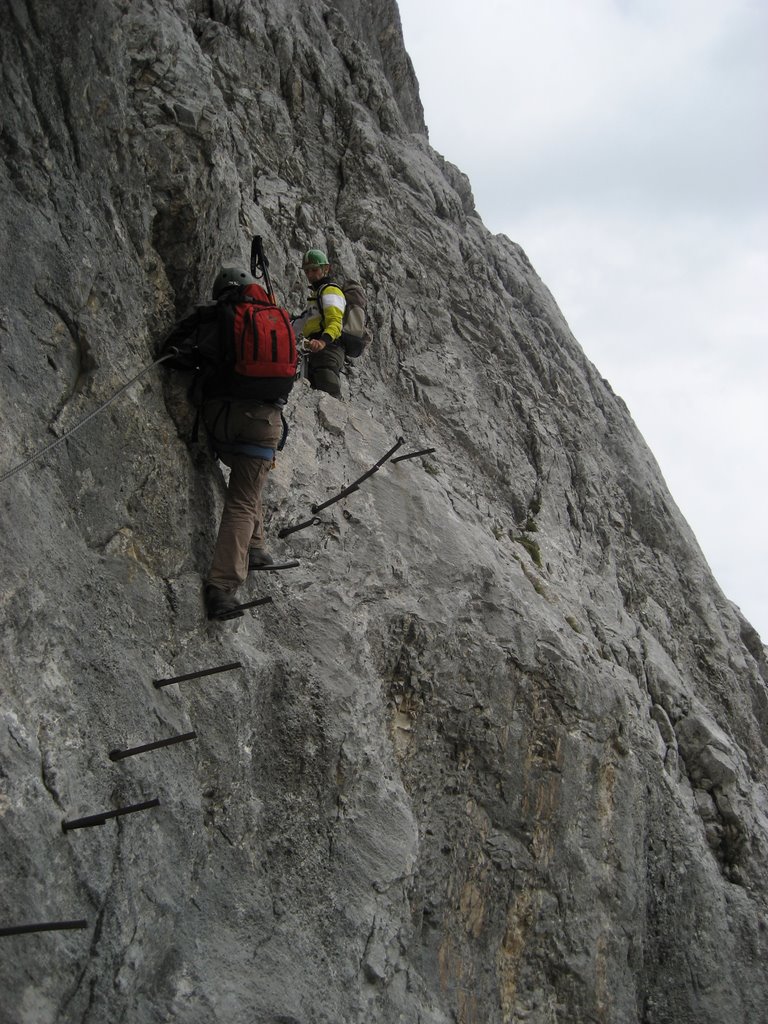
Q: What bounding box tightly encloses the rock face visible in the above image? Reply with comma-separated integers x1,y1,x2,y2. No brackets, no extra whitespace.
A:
1,2,766,1022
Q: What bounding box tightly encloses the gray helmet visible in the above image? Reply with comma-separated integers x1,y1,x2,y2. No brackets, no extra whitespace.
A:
212,265,257,299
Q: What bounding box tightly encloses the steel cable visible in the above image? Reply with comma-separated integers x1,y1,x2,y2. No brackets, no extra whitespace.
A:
0,353,174,485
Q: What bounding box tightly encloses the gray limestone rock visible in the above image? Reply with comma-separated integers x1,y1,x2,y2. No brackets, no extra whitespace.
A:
1,2,767,1023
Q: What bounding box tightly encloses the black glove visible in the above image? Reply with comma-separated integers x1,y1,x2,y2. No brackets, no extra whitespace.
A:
161,344,200,371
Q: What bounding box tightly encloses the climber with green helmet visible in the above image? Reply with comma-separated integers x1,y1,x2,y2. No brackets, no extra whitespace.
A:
159,261,297,619
292,248,347,398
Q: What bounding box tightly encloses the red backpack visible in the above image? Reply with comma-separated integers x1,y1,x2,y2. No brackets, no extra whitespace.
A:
220,282,297,380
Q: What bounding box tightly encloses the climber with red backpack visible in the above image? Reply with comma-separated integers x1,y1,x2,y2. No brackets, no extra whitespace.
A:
160,239,298,619
292,248,372,398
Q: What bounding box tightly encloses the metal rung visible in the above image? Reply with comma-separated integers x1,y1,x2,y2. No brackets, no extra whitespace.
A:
62,798,160,832
0,920,88,938
108,731,197,761
153,661,242,689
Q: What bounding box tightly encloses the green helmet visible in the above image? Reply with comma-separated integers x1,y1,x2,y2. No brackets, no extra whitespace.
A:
212,265,257,299
302,248,329,268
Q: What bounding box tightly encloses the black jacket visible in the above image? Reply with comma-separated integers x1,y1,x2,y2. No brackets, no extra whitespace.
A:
159,296,293,403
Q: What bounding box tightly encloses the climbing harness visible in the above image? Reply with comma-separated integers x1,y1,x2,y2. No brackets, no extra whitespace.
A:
212,440,276,462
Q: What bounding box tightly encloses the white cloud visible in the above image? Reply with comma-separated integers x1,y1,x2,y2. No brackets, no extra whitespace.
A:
501,206,768,636
403,0,768,213
505,203,768,596
397,0,768,638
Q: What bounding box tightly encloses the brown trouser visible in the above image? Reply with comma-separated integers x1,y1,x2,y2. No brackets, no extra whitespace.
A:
203,399,283,592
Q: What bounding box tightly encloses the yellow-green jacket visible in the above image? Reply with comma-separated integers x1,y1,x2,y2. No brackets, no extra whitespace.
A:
299,281,346,343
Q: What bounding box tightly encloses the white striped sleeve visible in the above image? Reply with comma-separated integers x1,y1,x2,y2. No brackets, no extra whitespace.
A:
321,291,346,312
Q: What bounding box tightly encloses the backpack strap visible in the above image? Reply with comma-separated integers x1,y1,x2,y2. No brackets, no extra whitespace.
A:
278,410,289,451
314,282,329,331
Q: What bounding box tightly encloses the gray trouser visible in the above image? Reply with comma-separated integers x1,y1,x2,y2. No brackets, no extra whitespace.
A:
308,343,345,397
203,399,283,592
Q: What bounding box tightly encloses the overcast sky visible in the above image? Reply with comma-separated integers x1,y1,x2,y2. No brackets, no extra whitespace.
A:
397,0,768,640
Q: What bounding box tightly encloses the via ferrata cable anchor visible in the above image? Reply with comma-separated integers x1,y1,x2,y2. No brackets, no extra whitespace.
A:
277,515,323,539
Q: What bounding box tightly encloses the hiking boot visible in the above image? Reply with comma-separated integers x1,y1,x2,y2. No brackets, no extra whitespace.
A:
204,584,239,619
248,548,274,570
